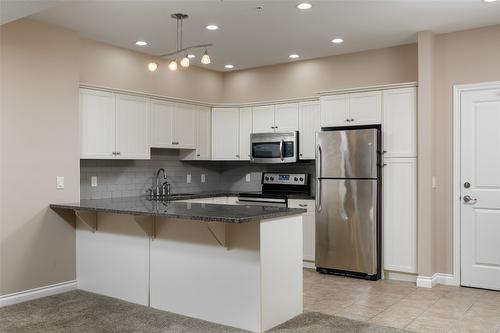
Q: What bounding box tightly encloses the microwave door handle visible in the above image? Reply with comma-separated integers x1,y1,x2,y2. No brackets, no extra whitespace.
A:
280,139,284,161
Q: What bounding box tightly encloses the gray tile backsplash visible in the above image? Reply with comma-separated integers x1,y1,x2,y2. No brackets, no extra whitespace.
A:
81,149,315,199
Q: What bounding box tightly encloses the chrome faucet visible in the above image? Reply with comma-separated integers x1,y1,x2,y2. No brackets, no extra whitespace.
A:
149,168,170,199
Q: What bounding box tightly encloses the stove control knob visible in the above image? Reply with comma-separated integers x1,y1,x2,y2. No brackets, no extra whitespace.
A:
265,177,269,181
299,177,304,182
294,177,298,181
270,177,274,181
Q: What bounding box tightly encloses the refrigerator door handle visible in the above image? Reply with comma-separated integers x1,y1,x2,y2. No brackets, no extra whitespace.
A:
316,144,322,211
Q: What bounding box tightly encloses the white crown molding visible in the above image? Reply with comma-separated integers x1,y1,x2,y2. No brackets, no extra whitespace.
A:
317,82,418,96
0,280,77,307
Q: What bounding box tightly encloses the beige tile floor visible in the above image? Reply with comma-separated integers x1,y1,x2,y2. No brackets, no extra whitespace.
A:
303,269,500,333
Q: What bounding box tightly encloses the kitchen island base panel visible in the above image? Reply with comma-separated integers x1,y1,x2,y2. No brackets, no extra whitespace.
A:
75,213,303,333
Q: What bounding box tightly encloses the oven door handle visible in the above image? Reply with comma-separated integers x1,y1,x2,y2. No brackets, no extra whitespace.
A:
280,139,284,161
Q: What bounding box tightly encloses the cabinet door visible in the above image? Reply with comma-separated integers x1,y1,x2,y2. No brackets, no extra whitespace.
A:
275,103,299,132
80,89,116,159
195,106,211,160
383,158,417,273
150,99,174,148
239,107,252,160
299,101,320,160
382,88,417,158
252,105,275,133
289,199,315,262
348,91,382,125
320,94,349,127
115,94,150,159
212,108,240,160
172,103,196,149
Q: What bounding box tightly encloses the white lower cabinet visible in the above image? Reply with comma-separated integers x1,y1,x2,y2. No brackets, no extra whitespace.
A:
289,199,315,263
383,158,417,273
212,108,240,160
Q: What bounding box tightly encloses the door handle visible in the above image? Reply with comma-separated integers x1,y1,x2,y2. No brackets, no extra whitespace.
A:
315,144,322,211
463,195,477,204
280,139,284,161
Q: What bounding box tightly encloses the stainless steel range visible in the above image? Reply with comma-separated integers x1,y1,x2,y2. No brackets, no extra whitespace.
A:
238,172,310,207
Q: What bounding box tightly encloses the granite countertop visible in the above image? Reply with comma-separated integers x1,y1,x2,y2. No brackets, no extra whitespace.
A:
159,191,315,201
50,197,306,224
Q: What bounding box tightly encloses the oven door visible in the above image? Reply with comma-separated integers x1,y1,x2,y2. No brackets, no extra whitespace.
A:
250,131,298,163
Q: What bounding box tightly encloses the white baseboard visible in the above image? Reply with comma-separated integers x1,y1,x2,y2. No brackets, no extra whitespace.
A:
0,280,77,307
385,271,417,283
416,273,459,288
303,261,316,269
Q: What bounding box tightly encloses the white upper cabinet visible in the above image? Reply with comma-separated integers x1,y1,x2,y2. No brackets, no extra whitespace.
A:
115,94,150,159
348,91,382,125
252,105,275,133
150,100,196,149
195,105,211,160
150,99,174,148
80,89,149,160
298,101,320,160
382,87,417,158
320,94,349,127
80,89,116,159
274,103,299,132
320,91,381,127
239,107,252,160
172,103,196,149
383,158,417,273
212,108,240,160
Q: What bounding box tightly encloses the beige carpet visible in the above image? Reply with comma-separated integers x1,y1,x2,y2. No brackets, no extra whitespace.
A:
0,290,412,332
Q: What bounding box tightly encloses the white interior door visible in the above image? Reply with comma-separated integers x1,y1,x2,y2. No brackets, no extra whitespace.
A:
461,85,500,291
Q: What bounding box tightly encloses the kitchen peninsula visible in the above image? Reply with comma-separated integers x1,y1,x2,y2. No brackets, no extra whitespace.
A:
50,196,306,333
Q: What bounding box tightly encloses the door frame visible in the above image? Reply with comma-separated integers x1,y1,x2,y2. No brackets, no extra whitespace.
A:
452,80,500,287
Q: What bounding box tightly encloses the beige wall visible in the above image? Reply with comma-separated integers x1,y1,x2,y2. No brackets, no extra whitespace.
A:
432,25,500,274
222,44,418,103
0,19,80,294
80,38,225,104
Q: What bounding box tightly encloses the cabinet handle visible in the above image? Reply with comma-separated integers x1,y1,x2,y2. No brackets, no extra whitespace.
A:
299,153,303,156
350,118,355,122
298,203,308,207
383,150,387,154
112,152,116,155
116,152,121,155
172,141,179,145
197,154,201,157
346,118,351,122
235,154,240,158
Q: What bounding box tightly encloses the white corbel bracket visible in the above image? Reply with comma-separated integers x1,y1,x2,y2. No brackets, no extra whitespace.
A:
207,223,230,250
75,210,97,233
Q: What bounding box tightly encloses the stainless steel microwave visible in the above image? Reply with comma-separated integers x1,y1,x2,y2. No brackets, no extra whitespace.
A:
250,131,298,163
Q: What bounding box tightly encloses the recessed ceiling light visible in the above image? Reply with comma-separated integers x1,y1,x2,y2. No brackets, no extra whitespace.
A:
296,3,312,10
187,54,196,59
331,38,344,44
205,24,219,31
224,64,234,69
289,54,300,59
135,41,148,46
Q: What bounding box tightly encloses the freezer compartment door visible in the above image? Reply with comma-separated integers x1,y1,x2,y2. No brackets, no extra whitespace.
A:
315,179,378,275
316,129,378,179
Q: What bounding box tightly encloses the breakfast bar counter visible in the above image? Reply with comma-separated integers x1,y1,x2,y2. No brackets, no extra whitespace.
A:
51,196,305,333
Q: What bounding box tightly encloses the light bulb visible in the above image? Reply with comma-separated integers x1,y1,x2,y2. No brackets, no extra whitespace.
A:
201,51,211,65
147,62,158,72
168,60,178,71
180,56,190,68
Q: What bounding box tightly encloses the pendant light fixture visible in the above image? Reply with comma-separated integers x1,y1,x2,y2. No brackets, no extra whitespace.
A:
148,13,213,72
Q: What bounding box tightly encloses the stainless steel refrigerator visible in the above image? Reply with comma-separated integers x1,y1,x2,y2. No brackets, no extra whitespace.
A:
315,127,381,280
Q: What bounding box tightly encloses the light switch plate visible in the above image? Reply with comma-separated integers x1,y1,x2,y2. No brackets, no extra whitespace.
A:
56,176,64,189
201,174,206,183
187,174,192,184
91,176,98,187
246,173,251,182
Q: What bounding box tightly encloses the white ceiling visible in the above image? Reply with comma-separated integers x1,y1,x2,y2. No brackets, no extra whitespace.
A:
0,0,65,25
26,0,500,71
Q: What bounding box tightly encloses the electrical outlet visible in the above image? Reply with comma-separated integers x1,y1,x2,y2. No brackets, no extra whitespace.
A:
91,176,98,187
201,174,206,183
246,173,251,182
56,176,64,189
187,174,192,184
